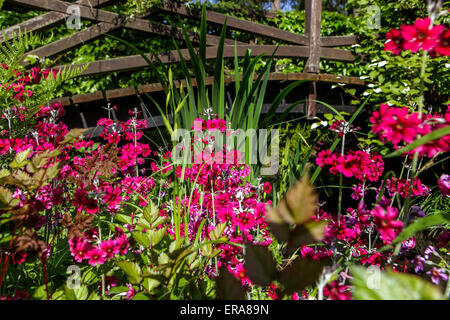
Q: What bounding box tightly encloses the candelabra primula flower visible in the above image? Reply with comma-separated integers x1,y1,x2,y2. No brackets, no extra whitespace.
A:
371,206,403,244
400,18,444,52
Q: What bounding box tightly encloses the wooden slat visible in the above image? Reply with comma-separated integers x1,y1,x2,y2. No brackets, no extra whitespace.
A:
320,35,357,47
106,87,136,100
56,44,354,77
72,91,104,104
158,1,356,47
1,0,112,43
22,22,115,63
8,0,241,48
50,72,366,107
159,1,309,46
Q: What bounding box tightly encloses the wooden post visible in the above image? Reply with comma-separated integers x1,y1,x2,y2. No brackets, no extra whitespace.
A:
304,0,322,73
304,0,322,119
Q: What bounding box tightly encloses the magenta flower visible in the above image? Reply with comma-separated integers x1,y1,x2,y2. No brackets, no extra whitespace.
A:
99,239,119,259
401,18,444,52
435,28,450,56
86,248,107,266
438,174,450,197
385,28,405,55
371,206,404,244
323,281,351,300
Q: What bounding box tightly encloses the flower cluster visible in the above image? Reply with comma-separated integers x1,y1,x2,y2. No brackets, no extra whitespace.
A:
385,17,449,56
385,177,430,198
68,229,129,266
316,149,384,182
370,205,404,244
370,103,450,157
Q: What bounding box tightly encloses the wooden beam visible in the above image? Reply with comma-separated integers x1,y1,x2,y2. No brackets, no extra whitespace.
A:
21,22,115,63
56,45,354,77
159,1,308,46
1,0,112,43
8,0,241,48
158,1,356,47
49,72,366,107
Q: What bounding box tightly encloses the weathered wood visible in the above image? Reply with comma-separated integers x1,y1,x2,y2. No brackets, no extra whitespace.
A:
320,35,357,47
72,91,104,104
159,1,309,46
8,0,241,47
158,1,356,47
21,22,115,63
106,87,136,100
49,72,366,106
1,0,112,43
304,0,322,73
56,45,354,77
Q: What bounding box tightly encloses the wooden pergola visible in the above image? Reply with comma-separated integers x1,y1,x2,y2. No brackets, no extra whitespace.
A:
3,0,366,128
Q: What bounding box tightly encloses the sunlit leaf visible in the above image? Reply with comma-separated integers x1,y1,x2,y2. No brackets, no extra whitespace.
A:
351,266,444,300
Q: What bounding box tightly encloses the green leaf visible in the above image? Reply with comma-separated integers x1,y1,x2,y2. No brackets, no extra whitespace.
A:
10,148,31,168
388,212,450,247
64,285,89,300
150,227,167,246
132,292,151,300
244,243,278,287
133,231,151,248
116,214,132,225
209,222,228,241
0,187,13,205
61,128,88,145
116,261,142,284
24,54,39,64
0,168,10,179
143,201,159,224
351,266,444,300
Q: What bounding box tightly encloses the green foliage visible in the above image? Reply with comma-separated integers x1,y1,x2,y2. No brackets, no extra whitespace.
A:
0,31,87,138
351,266,445,300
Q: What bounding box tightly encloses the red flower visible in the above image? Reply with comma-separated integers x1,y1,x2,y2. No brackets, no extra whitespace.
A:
262,182,272,194
434,28,450,56
385,28,405,55
323,280,351,300
371,206,403,244
87,248,107,266
401,18,444,52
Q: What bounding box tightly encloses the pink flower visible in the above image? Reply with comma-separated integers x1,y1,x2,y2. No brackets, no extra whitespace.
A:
86,248,107,266
385,28,405,55
371,206,403,244
125,284,137,300
438,174,450,197
323,281,351,300
315,149,332,167
102,185,122,209
435,28,450,56
262,182,272,194
401,18,444,52
99,239,119,259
